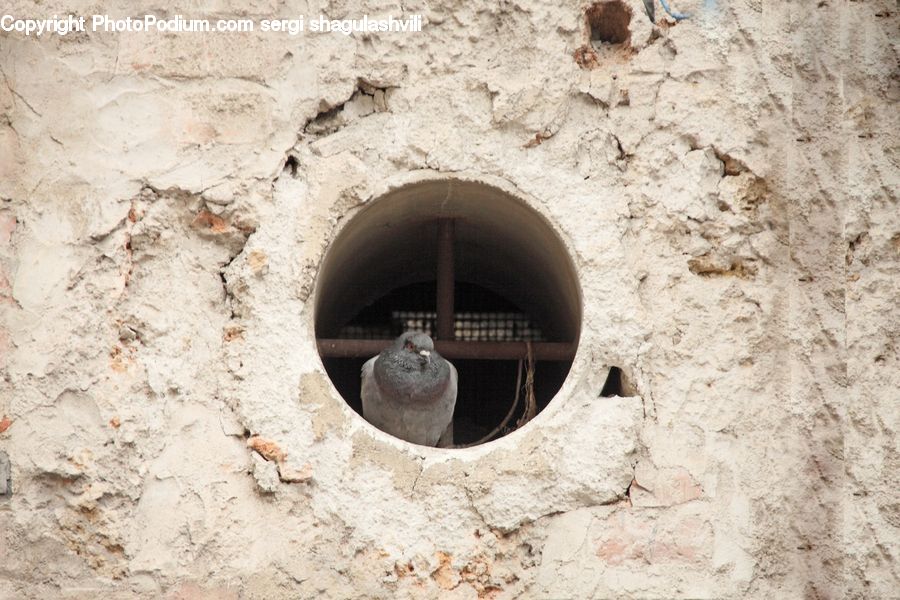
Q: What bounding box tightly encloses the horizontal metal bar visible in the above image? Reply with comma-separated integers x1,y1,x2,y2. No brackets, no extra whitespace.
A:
317,339,576,361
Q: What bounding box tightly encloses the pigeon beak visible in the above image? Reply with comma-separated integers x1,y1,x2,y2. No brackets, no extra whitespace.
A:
418,349,431,364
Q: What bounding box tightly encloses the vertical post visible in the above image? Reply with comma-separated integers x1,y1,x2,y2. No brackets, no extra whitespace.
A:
436,219,455,340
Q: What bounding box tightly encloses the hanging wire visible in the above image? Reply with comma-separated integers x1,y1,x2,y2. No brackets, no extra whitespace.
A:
516,341,537,428
461,357,524,447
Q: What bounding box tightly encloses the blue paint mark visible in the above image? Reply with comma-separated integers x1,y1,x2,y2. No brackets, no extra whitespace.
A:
659,0,691,20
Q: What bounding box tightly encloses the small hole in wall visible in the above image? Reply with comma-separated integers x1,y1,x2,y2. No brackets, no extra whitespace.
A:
600,366,635,397
283,155,299,177
314,179,582,447
587,1,632,45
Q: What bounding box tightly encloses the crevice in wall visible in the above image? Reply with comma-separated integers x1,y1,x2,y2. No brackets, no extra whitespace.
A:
688,256,758,278
713,148,749,176
246,435,313,489
304,79,392,137
283,154,299,177
846,231,870,266
462,475,491,529
610,132,631,170
624,477,643,507
410,465,424,494
1,67,43,117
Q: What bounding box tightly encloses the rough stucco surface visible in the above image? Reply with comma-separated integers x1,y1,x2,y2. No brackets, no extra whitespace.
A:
0,0,897,598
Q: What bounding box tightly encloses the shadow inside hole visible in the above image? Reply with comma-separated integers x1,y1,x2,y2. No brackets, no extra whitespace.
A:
587,1,632,45
314,178,584,447
601,366,624,397
322,281,573,445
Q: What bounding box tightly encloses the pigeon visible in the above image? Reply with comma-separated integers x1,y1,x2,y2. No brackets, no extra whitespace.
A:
361,332,457,448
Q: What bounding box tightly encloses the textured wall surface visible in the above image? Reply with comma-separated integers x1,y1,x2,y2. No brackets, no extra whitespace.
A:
1,0,897,598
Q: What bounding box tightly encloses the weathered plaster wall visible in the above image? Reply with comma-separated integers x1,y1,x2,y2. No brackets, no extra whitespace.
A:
0,0,897,598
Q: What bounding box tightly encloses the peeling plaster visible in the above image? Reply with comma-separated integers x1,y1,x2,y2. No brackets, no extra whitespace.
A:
1,0,897,598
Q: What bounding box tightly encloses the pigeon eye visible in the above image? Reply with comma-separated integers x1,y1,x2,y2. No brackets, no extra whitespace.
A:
404,340,414,350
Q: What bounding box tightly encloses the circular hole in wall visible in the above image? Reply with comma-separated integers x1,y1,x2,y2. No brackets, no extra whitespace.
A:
314,178,582,446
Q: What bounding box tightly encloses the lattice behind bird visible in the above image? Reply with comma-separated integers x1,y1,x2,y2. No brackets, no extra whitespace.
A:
336,311,545,341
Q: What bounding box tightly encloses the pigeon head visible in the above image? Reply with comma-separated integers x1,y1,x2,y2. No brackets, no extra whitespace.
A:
396,331,435,367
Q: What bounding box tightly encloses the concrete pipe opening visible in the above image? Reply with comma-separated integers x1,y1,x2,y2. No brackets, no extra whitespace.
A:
314,178,582,446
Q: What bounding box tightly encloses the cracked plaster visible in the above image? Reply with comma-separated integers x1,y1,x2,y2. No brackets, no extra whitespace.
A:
0,0,897,598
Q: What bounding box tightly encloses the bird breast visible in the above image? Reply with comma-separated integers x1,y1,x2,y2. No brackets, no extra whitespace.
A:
374,357,449,403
